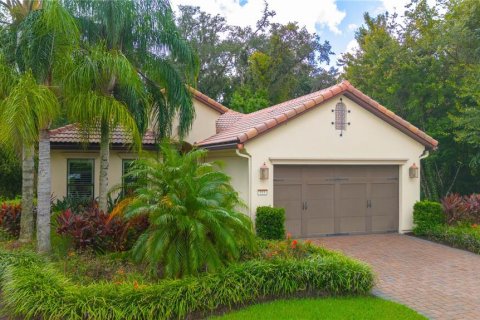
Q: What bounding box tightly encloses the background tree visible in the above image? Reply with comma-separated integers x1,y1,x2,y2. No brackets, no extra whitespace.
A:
341,0,480,199
176,5,337,112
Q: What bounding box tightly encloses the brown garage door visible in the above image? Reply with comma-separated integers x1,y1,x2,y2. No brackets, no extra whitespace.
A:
273,165,399,237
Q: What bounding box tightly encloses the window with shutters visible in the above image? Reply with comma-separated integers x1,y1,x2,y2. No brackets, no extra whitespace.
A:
122,159,138,196
67,159,94,199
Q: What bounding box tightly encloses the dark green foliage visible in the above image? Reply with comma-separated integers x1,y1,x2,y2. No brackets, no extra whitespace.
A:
0,147,21,199
0,248,374,319
175,5,337,110
342,0,480,199
412,201,445,235
421,223,480,255
52,197,96,213
255,206,286,240
125,143,255,278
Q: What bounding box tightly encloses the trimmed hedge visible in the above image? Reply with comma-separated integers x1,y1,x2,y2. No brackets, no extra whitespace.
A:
0,249,374,319
421,223,480,255
256,206,286,240
412,201,444,235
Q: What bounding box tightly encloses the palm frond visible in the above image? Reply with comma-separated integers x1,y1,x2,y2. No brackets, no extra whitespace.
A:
0,71,59,147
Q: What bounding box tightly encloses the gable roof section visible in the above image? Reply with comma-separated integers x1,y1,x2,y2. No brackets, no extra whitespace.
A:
49,124,156,145
197,80,438,149
190,88,230,114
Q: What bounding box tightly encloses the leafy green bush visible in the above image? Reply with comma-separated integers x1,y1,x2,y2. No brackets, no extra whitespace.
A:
424,223,480,254
0,249,374,319
412,201,444,235
125,143,255,278
255,206,285,240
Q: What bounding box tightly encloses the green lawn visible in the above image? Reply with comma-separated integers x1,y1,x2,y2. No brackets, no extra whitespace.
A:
213,297,426,320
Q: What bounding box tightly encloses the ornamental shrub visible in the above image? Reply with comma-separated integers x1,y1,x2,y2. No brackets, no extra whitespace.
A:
0,202,22,238
56,206,148,253
124,143,255,278
412,201,444,235
0,249,374,319
255,206,285,240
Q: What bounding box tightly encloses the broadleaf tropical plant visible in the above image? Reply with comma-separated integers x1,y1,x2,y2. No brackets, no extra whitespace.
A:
124,142,255,278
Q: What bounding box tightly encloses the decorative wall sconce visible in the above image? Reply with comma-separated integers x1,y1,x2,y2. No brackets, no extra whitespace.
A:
409,163,419,178
331,98,351,137
260,162,269,180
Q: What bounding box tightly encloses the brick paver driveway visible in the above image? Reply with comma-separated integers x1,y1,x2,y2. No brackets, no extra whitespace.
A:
314,234,480,320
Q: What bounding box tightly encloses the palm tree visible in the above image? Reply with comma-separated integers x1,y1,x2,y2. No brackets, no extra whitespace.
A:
62,0,199,207
124,142,255,278
0,0,78,252
63,44,145,212
0,0,43,243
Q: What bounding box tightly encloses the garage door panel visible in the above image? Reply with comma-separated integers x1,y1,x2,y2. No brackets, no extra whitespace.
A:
274,165,399,237
372,215,395,232
306,218,334,235
339,217,367,233
338,183,367,217
274,184,302,237
274,166,302,181
371,183,397,198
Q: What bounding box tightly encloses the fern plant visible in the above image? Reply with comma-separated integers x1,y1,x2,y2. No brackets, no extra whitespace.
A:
125,142,255,278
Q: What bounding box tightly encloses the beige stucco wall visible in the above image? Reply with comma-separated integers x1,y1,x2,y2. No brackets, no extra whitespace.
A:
171,99,222,145
231,95,425,233
207,150,250,216
51,97,224,200
51,150,138,200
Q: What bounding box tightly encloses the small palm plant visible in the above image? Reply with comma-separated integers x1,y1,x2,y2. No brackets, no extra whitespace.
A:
124,142,255,278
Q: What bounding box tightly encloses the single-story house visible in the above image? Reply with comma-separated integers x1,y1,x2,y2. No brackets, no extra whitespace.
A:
49,80,438,237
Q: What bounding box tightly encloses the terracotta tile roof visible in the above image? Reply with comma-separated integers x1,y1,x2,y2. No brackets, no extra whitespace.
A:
190,88,230,114
49,124,156,145
196,80,438,149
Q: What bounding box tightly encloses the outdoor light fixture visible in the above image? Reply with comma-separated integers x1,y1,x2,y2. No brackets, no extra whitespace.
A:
260,162,269,180
409,163,419,178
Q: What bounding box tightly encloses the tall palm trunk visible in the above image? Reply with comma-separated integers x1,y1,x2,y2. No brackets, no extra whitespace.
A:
19,144,35,242
37,128,51,253
98,122,109,213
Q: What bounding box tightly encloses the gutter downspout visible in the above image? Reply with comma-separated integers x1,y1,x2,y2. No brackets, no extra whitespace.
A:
235,144,252,220
419,149,430,160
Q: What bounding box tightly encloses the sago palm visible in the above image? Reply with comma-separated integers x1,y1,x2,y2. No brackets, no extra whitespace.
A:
125,142,255,278
63,44,146,212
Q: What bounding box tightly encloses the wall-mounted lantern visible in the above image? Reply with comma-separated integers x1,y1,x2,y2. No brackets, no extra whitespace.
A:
409,163,419,178
260,162,269,180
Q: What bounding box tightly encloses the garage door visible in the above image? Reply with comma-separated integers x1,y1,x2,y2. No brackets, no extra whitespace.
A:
273,165,399,237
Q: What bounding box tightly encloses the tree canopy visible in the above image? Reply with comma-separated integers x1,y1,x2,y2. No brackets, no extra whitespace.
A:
342,0,480,199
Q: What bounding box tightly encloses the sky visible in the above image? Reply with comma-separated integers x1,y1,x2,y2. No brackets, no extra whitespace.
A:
169,0,434,67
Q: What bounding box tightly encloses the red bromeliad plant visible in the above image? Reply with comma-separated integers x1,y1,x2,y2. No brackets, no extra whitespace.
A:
0,202,22,238
56,205,148,253
441,193,465,224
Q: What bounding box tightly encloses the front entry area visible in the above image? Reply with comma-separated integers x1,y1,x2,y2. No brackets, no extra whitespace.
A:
273,165,399,237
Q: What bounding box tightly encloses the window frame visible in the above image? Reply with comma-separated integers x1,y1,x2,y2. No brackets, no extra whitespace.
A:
67,158,95,200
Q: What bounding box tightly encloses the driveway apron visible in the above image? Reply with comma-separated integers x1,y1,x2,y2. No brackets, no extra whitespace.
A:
315,234,480,320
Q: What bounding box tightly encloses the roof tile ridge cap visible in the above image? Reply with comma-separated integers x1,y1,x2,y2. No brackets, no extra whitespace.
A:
49,123,78,134
190,87,230,113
